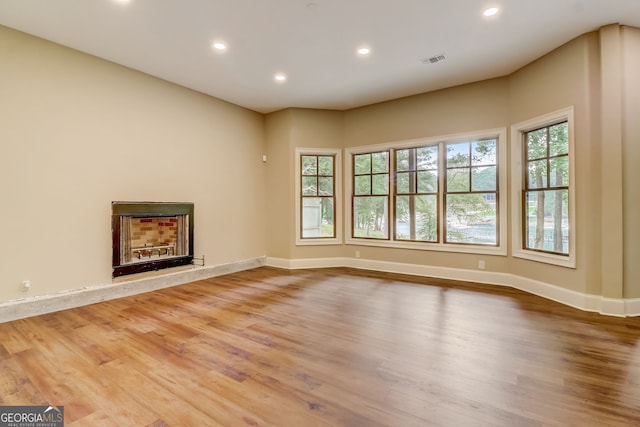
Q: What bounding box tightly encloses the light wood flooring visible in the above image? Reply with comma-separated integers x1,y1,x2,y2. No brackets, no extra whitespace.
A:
1,267,640,426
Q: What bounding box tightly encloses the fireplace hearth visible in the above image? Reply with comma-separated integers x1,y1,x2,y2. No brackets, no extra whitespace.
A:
112,202,194,278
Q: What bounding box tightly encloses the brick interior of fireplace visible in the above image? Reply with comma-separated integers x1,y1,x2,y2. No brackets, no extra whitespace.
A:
128,217,178,262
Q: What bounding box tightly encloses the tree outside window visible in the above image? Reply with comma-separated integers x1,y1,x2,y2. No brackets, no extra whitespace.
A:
445,139,498,245
353,151,390,239
524,122,569,255
347,129,506,253
395,146,438,242
301,155,335,238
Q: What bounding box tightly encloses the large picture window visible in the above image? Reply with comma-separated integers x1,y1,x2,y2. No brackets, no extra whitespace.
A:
345,129,507,255
511,107,575,268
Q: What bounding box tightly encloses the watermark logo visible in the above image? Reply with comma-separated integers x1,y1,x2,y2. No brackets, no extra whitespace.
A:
0,406,64,427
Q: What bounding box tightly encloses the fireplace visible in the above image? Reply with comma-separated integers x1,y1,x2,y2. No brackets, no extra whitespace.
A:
112,202,194,278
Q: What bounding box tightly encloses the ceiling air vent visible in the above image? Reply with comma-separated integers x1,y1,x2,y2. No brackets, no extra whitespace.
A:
422,54,446,64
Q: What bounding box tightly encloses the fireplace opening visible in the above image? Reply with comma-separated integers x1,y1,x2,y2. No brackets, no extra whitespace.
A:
112,202,194,278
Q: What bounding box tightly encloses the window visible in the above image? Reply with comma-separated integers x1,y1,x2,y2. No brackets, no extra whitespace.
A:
395,146,438,242
353,151,390,239
511,108,575,267
524,122,569,254
295,148,342,245
301,154,335,238
345,129,507,255
445,139,498,245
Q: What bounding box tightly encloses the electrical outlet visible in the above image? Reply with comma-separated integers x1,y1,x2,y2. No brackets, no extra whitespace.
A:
22,280,31,291
478,260,486,270
355,250,361,259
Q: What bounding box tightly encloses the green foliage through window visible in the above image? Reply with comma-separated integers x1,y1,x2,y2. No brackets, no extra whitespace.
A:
524,122,569,255
351,137,500,247
394,146,438,242
301,155,336,238
353,152,390,239
444,139,498,245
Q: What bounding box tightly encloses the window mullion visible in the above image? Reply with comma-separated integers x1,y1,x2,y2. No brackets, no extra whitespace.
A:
468,143,473,193
409,148,416,240
546,127,551,189
438,142,445,243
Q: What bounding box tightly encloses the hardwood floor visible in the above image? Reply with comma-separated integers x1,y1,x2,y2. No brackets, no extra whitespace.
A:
1,267,640,426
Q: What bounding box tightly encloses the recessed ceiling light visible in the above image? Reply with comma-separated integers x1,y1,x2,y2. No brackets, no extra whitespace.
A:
483,7,499,17
212,41,227,51
274,73,287,83
357,47,371,56
112,0,130,4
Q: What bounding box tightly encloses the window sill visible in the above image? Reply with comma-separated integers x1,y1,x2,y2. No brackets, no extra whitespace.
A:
296,237,343,246
512,249,575,268
345,237,507,256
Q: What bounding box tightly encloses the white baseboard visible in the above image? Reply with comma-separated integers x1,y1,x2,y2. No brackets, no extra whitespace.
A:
266,257,639,317
0,256,266,323
267,257,349,270
3,256,636,322
625,298,640,316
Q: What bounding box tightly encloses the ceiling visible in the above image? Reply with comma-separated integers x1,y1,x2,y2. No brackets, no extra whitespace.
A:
1,0,639,114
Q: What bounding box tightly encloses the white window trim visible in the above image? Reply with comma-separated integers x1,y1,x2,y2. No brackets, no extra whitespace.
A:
295,147,343,246
344,128,508,256
510,107,576,268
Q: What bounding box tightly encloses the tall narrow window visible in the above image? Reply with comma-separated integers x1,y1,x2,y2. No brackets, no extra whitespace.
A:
445,139,498,245
395,146,438,242
523,121,569,255
353,151,390,239
301,154,336,238
511,108,574,267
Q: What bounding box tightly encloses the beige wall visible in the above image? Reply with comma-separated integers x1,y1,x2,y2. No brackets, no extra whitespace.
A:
265,108,344,259
3,21,638,307
264,109,294,259
341,78,510,271
270,79,512,270
265,26,640,302
0,26,266,302
622,26,640,298
344,78,509,147
508,32,601,295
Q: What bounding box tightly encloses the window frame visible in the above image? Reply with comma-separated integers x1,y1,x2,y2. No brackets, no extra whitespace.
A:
444,139,500,246
344,128,507,256
394,145,439,243
352,150,391,240
295,148,343,246
510,107,576,268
